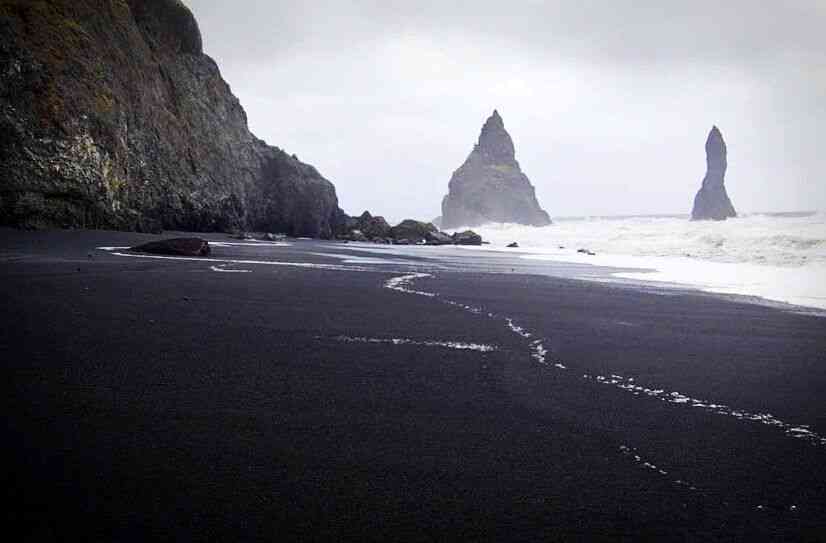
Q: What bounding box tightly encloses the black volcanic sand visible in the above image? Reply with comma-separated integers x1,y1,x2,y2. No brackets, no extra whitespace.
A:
2,229,825,541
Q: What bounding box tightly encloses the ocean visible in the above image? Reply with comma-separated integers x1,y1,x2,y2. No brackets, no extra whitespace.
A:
459,211,826,311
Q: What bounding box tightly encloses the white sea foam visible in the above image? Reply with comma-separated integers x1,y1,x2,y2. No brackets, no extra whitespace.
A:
209,241,291,247
505,318,532,338
530,339,547,364
332,336,498,352
384,273,436,296
104,250,375,272
443,299,484,313
591,373,826,447
310,252,423,266
210,265,251,273
456,213,826,310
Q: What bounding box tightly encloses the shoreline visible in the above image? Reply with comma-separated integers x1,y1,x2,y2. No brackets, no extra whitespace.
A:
2,228,825,540
442,213,826,312
314,240,826,316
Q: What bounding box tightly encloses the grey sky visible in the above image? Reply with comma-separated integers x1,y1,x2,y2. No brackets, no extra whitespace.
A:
183,0,825,222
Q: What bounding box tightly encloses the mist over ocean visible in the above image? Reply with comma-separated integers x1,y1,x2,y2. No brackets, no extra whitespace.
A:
459,211,826,310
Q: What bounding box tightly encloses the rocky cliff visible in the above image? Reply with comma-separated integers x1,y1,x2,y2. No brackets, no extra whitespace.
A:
0,0,344,236
440,110,551,229
691,126,737,221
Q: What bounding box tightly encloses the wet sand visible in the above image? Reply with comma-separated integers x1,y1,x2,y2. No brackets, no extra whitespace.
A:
2,228,825,541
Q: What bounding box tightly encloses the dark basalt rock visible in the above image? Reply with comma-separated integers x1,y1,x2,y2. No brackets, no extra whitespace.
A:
353,211,391,240
348,230,369,242
338,213,481,245
130,237,209,256
441,110,551,229
390,219,438,244
691,126,737,221
452,230,482,246
127,0,203,55
425,230,453,245
0,0,343,237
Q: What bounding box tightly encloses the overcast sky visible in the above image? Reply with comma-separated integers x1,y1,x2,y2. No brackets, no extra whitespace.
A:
183,0,825,222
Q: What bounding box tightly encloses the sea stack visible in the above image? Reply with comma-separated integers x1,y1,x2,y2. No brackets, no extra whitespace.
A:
691,126,737,221
440,110,551,229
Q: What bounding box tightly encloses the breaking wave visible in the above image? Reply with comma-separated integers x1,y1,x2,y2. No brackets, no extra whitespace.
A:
460,212,826,310
466,212,826,268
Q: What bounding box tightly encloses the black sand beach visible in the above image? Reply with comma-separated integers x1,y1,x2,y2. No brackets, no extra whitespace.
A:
2,229,825,541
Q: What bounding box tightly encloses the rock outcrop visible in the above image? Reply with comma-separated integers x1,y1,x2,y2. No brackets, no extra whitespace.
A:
440,110,551,229
0,0,344,237
337,214,481,245
390,220,438,244
452,230,482,246
691,126,737,221
352,211,391,240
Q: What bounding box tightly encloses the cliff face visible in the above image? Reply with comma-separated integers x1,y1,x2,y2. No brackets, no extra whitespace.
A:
440,110,551,229
0,0,343,236
691,126,737,221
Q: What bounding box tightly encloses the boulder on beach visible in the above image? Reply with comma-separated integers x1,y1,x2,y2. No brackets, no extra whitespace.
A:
425,230,453,245
452,230,483,246
130,238,210,257
441,110,551,229
338,214,485,246
337,211,393,242
354,211,392,239
390,220,439,244
691,126,737,221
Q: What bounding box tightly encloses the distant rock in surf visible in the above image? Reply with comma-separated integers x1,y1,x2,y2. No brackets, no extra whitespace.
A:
390,220,440,244
337,213,482,245
426,230,454,245
691,126,737,221
440,110,551,229
452,230,483,246
131,238,210,257
353,211,392,240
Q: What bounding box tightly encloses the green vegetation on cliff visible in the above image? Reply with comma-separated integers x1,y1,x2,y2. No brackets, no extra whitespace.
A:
0,0,343,236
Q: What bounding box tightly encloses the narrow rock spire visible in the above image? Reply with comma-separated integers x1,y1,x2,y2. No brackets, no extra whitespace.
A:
691,125,737,220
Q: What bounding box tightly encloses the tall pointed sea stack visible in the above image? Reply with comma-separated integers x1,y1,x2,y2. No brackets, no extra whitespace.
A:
691,126,737,221
440,110,551,229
